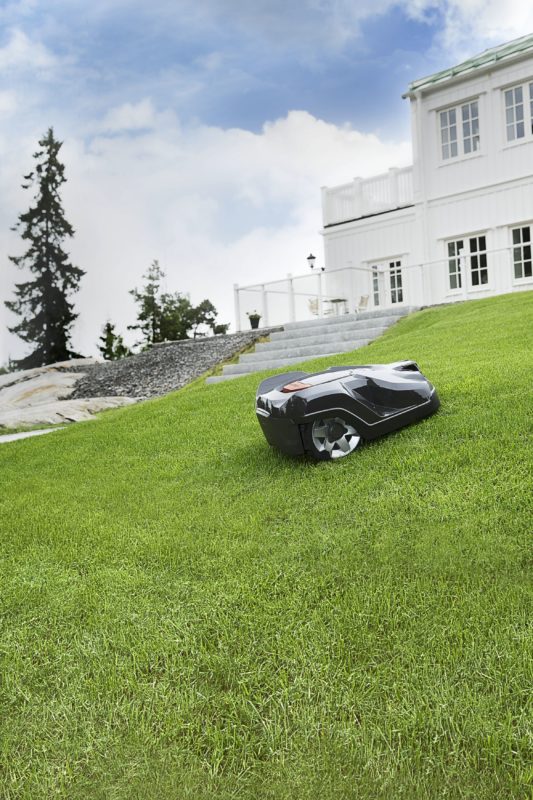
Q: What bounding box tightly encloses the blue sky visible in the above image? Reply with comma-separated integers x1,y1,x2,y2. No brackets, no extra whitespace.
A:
1,0,532,360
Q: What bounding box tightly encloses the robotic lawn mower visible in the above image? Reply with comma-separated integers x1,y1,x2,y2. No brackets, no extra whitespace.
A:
255,360,439,461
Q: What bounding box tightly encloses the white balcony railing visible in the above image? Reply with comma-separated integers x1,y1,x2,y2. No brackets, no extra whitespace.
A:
322,166,414,226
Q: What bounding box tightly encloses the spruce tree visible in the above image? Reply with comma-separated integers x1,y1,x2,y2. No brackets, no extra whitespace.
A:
5,128,85,368
128,260,165,348
98,321,130,361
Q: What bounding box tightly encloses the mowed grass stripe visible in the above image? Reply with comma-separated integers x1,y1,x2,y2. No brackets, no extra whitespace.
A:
0,291,532,799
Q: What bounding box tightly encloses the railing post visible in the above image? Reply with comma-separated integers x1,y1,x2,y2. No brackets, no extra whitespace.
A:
233,283,241,331
318,271,324,317
261,284,269,327
353,177,363,217
389,167,399,207
321,186,329,226
347,263,355,314
287,273,295,322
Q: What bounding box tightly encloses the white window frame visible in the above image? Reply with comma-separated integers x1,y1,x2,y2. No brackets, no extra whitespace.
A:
368,259,404,307
503,81,533,145
511,224,533,283
389,260,403,304
445,234,489,293
438,98,481,162
447,239,464,292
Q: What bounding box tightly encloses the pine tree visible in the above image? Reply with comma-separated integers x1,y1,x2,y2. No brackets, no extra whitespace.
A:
128,260,165,348
5,128,85,368
129,260,224,347
98,322,130,361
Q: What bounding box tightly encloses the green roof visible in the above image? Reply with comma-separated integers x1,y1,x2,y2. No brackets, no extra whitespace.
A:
404,33,533,96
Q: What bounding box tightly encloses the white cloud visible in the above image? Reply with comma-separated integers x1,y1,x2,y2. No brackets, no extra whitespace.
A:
0,28,57,71
0,108,410,362
100,99,158,132
404,0,533,59
0,91,17,115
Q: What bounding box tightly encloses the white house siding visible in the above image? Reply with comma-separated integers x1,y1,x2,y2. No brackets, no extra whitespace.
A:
323,207,419,307
322,38,533,311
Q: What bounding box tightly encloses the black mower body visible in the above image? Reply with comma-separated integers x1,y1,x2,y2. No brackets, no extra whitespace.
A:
256,361,439,457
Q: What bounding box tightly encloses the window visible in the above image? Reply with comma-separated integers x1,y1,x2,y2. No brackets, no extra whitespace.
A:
504,82,533,142
447,240,463,290
440,108,458,160
372,266,380,306
440,99,480,160
505,86,524,141
389,261,403,304
512,226,532,280
446,236,488,290
469,236,488,286
462,102,480,154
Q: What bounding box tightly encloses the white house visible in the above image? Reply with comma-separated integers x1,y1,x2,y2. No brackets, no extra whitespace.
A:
321,33,533,312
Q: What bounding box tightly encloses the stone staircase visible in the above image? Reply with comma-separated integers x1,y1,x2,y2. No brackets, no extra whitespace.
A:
206,306,418,383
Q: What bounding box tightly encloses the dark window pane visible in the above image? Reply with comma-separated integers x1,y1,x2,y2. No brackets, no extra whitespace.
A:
514,247,522,262
525,262,532,278
479,236,486,250
481,270,488,284
513,228,521,244
524,245,531,260
448,242,455,256
523,227,530,242
470,238,478,252
472,271,479,286
480,253,487,268
450,274,457,289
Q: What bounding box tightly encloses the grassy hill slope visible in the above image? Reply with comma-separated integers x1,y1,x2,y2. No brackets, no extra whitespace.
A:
1,292,532,799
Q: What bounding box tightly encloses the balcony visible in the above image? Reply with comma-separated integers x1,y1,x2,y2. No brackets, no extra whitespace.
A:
322,166,414,227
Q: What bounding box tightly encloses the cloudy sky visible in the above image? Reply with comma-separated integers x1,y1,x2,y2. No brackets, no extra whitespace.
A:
1,0,532,361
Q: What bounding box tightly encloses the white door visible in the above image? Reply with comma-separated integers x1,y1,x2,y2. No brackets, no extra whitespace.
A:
371,261,403,307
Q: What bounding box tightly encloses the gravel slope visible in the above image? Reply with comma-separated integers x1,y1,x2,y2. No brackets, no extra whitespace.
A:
69,329,280,399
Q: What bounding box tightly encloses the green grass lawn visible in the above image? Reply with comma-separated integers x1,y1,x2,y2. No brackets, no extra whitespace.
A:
1,292,532,800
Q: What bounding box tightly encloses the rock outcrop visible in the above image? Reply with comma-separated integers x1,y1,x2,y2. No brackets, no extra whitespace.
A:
0,329,280,428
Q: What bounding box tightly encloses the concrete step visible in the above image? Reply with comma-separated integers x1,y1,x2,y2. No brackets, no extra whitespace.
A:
239,337,373,364
206,305,419,383
280,305,416,333
256,324,388,352
268,317,398,343
206,373,248,383
221,353,343,375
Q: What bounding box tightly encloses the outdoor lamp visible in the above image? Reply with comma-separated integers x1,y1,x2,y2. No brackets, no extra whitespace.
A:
307,253,316,269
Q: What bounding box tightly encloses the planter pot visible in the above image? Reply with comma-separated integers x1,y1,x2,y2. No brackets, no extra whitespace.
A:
249,317,261,329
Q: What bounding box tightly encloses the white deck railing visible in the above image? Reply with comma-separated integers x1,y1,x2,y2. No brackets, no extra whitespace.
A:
322,166,414,226
233,245,523,331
